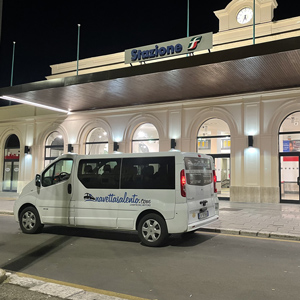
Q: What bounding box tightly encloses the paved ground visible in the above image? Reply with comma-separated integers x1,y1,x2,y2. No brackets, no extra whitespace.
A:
1,193,300,299
201,201,300,240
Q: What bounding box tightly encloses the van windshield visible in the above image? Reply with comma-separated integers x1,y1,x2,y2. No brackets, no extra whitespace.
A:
184,157,212,186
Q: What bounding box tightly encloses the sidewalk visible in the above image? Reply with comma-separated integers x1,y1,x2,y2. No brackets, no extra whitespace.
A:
0,271,139,300
200,201,300,241
0,197,15,216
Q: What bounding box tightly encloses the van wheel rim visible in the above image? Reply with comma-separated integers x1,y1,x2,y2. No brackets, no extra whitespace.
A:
142,219,161,242
22,211,36,230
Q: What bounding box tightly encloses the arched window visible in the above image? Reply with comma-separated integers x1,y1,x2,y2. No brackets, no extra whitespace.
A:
45,132,64,166
197,119,231,154
279,112,300,152
3,134,20,192
197,119,231,199
132,123,159,153
85,128,108,155
279,112,300,203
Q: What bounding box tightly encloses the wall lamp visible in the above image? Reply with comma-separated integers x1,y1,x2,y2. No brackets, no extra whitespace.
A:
171,139,176,149
248,136,254,147
24,146,30,154
68,144,74,152
113,142,119,151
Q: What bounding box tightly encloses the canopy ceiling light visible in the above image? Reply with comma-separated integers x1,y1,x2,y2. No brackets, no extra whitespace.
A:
0,95,70,114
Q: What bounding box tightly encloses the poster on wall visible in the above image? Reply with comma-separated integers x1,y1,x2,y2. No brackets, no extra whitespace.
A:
283,140,299,161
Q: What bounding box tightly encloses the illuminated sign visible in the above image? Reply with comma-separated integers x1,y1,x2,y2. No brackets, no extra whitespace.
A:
124,32,213,64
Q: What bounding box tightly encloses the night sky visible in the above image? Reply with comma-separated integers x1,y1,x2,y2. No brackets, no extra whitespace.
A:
0,0,299,89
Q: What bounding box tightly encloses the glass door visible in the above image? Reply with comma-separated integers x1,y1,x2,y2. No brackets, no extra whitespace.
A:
3,161,19,192
280,154,300,204
3,161,13,191
12,161,19,191
211,154,230,200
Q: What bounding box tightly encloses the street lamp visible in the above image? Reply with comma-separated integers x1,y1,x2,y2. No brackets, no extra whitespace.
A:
10,41,16,87
187,0,189,37
253,0,256,44
77,24,81,76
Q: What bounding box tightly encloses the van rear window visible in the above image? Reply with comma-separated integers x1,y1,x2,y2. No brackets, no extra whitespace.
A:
184,157,212,186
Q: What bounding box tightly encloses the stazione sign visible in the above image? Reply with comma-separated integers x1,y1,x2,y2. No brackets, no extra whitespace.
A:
124,32,213,64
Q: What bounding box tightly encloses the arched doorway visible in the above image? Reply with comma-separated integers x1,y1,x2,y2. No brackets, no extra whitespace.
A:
45,132,64,167
85,128,108,154
131,123,159,153
279,112,300,203
3,134,20,192
197,119,231,199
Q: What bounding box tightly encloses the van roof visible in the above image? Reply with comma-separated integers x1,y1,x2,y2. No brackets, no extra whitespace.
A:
59,151,213,160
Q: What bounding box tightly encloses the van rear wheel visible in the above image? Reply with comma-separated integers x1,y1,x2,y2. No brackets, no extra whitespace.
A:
19,206,44,234
138,213,168,247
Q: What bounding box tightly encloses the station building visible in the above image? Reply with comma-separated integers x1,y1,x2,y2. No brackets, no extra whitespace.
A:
0,0,300,204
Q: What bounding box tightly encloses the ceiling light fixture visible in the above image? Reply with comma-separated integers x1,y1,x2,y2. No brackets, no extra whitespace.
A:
0,95,70,114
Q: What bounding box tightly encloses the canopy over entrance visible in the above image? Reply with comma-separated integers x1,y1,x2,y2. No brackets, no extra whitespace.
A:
1,36,300,113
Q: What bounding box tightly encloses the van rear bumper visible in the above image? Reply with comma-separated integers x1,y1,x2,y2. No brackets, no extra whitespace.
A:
187,215,219,232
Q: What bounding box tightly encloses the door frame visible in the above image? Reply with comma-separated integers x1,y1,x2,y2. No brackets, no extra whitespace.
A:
2,159,19,192
210,154,230,201
279,152,300,204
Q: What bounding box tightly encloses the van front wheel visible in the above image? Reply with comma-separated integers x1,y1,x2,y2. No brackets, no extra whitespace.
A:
19,206,44,234
138,214,168,247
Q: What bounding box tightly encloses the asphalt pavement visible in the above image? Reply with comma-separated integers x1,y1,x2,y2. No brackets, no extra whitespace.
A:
1,193,300,299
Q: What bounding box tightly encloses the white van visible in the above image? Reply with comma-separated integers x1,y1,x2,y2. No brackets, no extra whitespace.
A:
14,151,219,246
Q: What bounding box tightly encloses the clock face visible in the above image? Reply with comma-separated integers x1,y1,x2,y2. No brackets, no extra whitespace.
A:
237,8,253,24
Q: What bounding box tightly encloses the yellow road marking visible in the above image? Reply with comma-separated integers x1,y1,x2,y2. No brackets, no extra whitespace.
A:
15,272,151,300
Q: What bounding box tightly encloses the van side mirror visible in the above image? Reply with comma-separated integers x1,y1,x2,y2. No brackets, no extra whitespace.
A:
35,174,41,187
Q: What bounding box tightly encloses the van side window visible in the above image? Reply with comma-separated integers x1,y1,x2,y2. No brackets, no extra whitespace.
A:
42,159,73,187
78,159,121,189
121,157,175,189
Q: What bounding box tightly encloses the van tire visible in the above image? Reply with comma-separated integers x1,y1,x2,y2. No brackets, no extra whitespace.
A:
138,213,168,247
19,206,44,234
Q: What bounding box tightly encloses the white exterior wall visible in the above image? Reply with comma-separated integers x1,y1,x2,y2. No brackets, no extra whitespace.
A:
2,88,300,203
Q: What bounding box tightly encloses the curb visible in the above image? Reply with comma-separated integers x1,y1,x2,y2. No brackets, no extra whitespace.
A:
0,269,7,284
3,272,149,300
199,228,300,241
0,211,14,216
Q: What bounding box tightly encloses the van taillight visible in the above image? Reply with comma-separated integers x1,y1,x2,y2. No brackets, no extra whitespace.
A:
180,169,186,197
213,170,217,193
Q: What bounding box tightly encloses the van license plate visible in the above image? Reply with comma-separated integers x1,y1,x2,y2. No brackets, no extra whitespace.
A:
198,211,209,219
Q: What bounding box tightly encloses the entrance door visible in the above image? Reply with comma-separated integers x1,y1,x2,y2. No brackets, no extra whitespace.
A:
211,154,230,200
280,154,300,204
3,161,19,192
3,134,20,192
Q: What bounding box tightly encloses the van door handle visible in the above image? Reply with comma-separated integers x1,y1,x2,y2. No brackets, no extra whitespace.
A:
68,184,72,194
